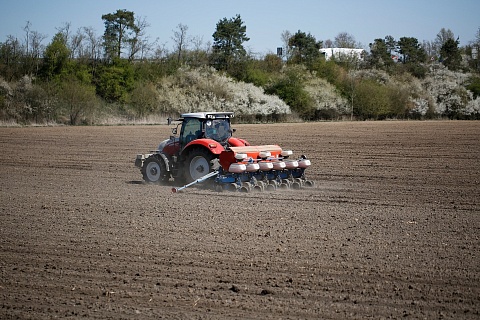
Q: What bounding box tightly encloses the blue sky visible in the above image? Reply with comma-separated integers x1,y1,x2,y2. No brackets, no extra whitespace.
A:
1,0,479,55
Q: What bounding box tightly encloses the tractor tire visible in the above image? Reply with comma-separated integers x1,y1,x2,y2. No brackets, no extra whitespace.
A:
142,155,168,184
184,147,215,183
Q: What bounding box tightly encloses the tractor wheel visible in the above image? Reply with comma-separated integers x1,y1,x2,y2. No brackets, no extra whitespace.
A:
184,147,215,183
142,155,168,184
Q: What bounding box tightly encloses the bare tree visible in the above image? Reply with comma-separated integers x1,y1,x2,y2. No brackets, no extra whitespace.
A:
324,39,333,48
55,23,84,59
280,30,292,60
187,35,210,67
80,26,102,77
1,35,23,81
191,35,204,52
83,27,101,61
153,42,169,60
172,23,189,63
70,28,86,59
31,30,47,74
422,40,436,57
127,15,150,61
425,28,454,58
471,27,480,70
23,21,31,54
23,22,46,76
334,32,358,48
55,22,90,62
435,28,455,47
137,36,158,60
55,22,71,43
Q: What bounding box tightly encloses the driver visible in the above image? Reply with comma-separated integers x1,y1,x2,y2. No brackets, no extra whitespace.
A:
205,120,231,141
216,123,227,140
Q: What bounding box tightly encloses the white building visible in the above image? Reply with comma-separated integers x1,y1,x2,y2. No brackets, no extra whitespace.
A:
319,48,365,61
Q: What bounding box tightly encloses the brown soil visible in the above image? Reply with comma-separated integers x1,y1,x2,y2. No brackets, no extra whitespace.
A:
1,121,479,319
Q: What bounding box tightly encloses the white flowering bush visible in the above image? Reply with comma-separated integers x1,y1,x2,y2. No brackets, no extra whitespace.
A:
155,66,290,116
304,76,349,117
0,77,13,97
355,69,391,85
410,97,431,116
421,64,479,118
465,96,480,116
1,76,34,121
0,77,13,119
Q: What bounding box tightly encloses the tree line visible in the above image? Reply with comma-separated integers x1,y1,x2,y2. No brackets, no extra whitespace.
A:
1,9,479,124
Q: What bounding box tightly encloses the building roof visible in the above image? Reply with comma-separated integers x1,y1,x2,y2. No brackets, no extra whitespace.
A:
180,112,234,119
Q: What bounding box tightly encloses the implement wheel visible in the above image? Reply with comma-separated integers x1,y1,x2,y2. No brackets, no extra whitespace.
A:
184,147,215,183
142,155,168,184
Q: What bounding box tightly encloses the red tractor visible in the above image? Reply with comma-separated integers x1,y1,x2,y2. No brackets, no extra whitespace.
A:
135,112,313,192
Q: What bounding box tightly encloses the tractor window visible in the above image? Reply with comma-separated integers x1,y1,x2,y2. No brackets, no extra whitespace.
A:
180,118,202,145
205,119,231,142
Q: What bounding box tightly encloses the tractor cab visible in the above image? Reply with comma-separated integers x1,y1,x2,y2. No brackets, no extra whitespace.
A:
162,112,237,158
178,112,234,146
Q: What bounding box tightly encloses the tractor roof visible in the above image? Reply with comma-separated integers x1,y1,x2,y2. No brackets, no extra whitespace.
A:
180,112,234,120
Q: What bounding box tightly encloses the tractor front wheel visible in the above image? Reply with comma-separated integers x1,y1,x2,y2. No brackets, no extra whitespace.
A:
142,155,168,184
185,148,215,183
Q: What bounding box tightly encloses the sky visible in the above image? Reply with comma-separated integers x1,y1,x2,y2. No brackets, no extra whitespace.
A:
1,0,479,56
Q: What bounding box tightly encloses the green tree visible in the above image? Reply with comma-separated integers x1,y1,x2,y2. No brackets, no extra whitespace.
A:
387,82,410,118
397,37,426,64
397,37,427,77
384,36,397,54
368,36,396,71
129,81,158,117
312,58,345,86
354,79,391,119
266,67,314,119
288,31,322,67
261,53,283,73
40,32,71,81
96,59,134,102
466,76,480,99
440,37,461,70
238,54,283,87
211,14,250,71
102,9,139,61
57,78,99,125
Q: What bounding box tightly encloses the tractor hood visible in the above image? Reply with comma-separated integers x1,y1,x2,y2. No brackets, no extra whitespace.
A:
157,139,169,152
158,137,181,158
158,138,178,151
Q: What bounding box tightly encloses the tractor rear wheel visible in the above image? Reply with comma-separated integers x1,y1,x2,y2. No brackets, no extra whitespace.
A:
142,155,168,184
184,147,215,183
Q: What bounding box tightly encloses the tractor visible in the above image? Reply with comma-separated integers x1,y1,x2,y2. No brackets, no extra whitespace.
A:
135,112,313,192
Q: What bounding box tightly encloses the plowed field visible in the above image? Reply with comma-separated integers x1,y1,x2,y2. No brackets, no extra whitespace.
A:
1,121,479,319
